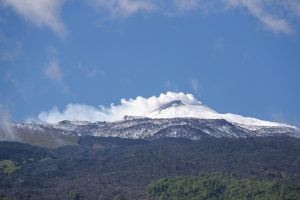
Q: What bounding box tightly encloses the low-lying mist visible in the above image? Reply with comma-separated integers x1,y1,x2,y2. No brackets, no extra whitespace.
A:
0,105,19,142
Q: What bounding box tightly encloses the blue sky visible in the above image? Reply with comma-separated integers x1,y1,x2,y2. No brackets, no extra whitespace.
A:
0,0,299,126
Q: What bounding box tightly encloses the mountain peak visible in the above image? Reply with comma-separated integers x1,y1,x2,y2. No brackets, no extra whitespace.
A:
36,92,296,129
158,100,184,111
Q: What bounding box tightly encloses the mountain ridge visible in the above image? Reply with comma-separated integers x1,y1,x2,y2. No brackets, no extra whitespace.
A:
4,95,299,146
11,117,300,143
36,92,297,129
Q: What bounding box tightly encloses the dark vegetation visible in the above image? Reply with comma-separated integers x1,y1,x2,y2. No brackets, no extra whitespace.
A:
0,142,53,163
148,173,300,200
0,136,299,200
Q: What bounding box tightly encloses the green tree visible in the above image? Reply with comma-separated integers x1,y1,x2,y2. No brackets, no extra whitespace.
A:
67,190,80,200
148,173,300,200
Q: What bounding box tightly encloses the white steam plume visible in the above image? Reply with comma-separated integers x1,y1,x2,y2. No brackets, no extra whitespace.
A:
36,92,296,128
37,92,199,123
0,105,17,141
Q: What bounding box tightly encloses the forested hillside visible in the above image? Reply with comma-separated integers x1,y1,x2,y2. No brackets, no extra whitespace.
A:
0,136,299,200
148,173,300,200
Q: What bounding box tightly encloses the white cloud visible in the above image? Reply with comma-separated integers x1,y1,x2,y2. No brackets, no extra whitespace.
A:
89,0,204,17
44,59,68,91
77,64,106,78
171,0,199,12
89,0,300,34
44,59,63,82
261,16,292,34
1,0,299,36
225,0,298,34
90,0,156,17
37,92,199,123
0,0,66,36
92,0,300,34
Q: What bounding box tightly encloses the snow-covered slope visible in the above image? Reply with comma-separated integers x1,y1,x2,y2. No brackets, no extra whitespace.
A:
10,117,300,141
37,92,296,129
147,100,294,129
9,92,299,141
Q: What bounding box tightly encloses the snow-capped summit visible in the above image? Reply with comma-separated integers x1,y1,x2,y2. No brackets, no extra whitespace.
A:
36,92,297,131
147,98,295,129
36,92,296,130
6,93,299,143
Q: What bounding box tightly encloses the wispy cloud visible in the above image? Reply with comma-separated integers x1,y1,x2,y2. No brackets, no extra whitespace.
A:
76,63,106,78
90,0,156,18
44,59,63,83
165,81,179,92
175,0,199,10
0,41,23,62
90,0,300,34
226,0,295,34
1,0,299,36
169,0,199,13
44,59,68,91
0,104,17,141
189,79,200,94
270,112,300,128
4,70,33,102
0,0,67,36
